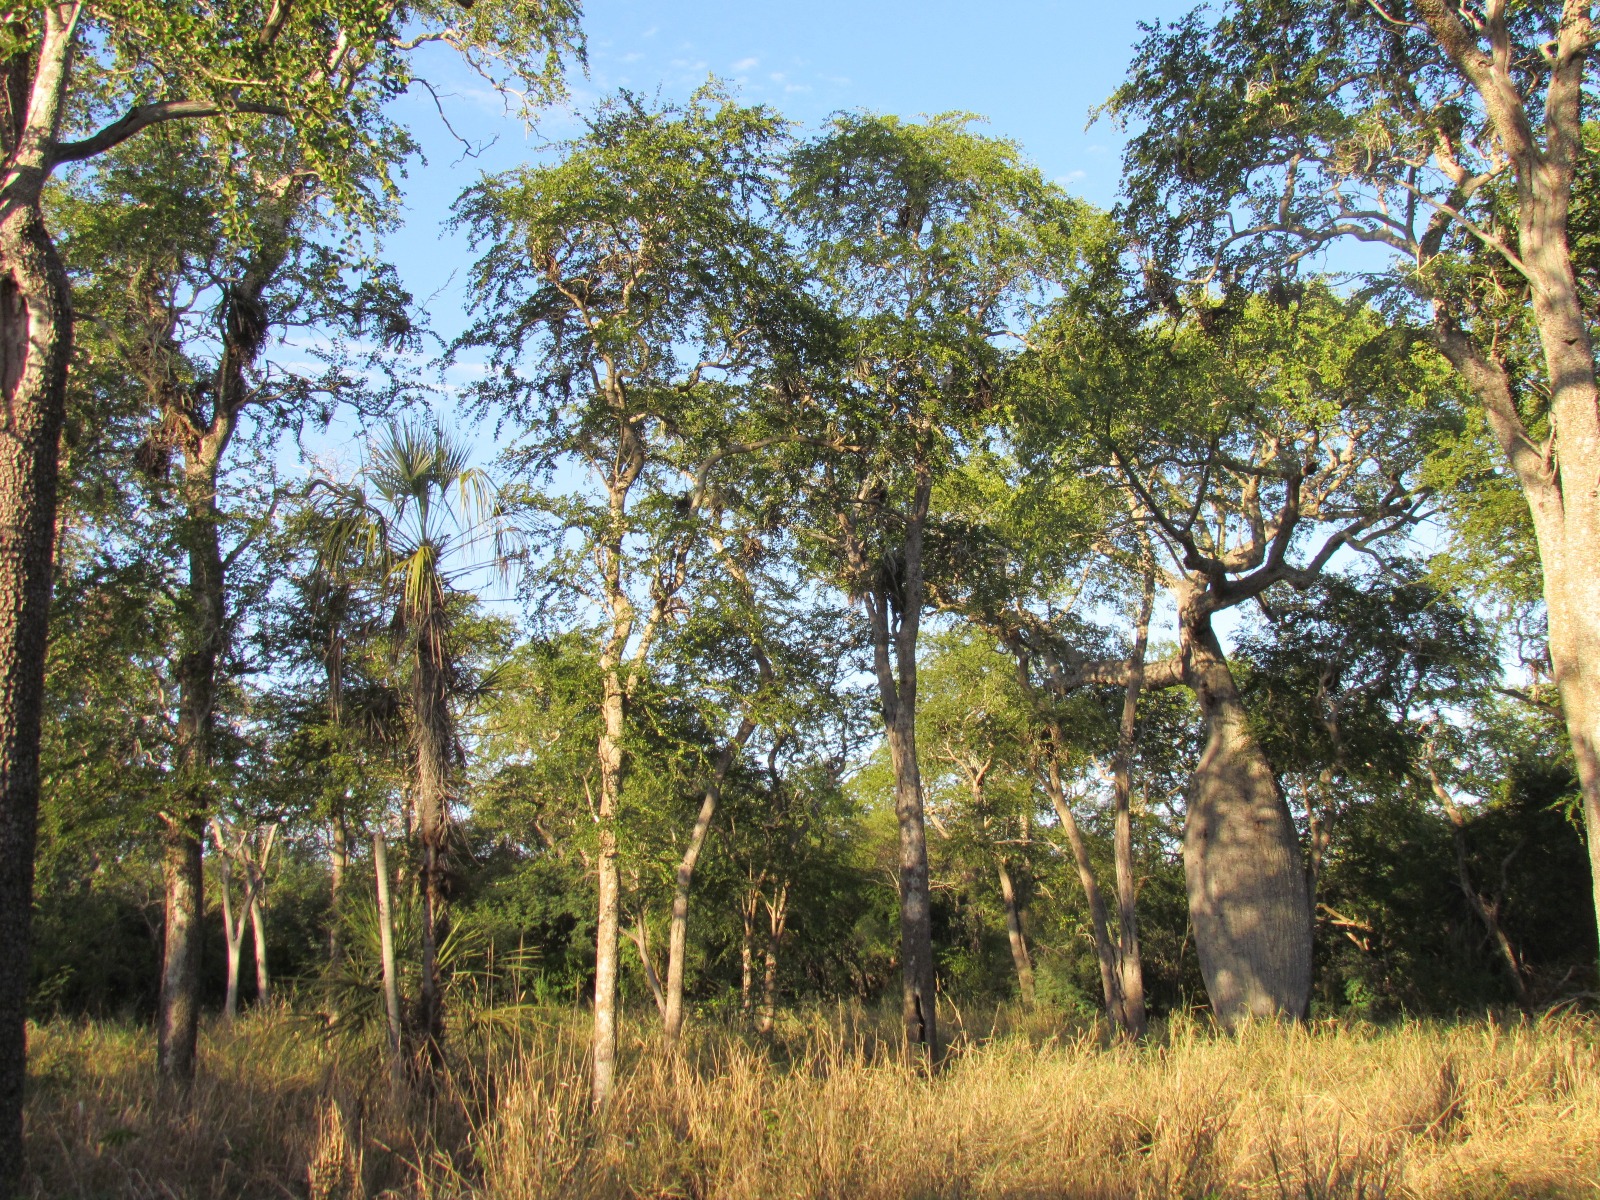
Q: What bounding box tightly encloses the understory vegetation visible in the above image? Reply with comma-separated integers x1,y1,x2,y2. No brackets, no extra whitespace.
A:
24,1006,1600,1199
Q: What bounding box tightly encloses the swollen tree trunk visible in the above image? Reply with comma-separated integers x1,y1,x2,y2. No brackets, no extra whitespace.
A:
1110,572,1153,1038
372,830,404,1089
662,720,753,1045
1042,732,1123,1025
994,859,1036,1007
1178,596,1312,1027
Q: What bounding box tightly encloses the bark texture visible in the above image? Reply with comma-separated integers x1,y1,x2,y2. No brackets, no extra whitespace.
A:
0,15,75,1175
1179,601,1312,1026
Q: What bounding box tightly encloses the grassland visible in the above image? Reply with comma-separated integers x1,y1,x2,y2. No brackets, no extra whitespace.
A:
22,1003,1600,1198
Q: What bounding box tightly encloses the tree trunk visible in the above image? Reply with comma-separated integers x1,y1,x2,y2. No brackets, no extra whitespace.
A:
757,884,787,1035
329,816,348,967
160,442,229,1080
249,893,269,1009
866,470,939,1059
739,889,757,1019
995,859,1036,1007
1111,572,1153,1038
663,720,754,1045
372,830,404,1089
591,668,625,1110
157,817,204,1078
215,850,246,1022
411,629,452,1066
0,14,81,1182
1042,732,1123,1025
1178,598,1312,1027
626,913,667,1021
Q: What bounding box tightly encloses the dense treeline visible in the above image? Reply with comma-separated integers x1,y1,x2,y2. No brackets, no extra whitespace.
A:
0,0,1596,1190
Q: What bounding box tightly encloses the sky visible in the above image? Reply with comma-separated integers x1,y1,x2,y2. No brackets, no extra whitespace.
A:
302,1,1203,620
381,0,1197,345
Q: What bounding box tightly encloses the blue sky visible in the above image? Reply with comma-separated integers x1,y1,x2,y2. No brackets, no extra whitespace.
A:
382,0,1196,343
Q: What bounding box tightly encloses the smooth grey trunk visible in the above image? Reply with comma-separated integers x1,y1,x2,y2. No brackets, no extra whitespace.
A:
995,858,1036,1007
662,718,755,1044
155,196,290,1079
1178,595,1312,1026
158,818,204,1078
249,893,270,1008
1110,571,1153,1038
372,829,404,1086
215,846,248,1021
626,914,667,1021
161,447,226,1079
757,883,787,1035
1042,730,1124,1024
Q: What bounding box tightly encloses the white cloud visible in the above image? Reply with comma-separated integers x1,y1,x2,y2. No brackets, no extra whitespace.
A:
732,56,760,71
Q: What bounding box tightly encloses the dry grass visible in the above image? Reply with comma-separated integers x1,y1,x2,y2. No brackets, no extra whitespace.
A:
23,1003,1600,1198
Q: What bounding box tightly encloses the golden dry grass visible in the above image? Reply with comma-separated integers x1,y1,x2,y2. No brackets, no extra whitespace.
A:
23,1004,1600,1199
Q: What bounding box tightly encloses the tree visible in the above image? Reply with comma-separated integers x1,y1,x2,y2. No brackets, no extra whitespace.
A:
1102,0,1600,964
1014,284,1446,1023
784,113,1082,1056
455,85,800,1107
312,420,510,1068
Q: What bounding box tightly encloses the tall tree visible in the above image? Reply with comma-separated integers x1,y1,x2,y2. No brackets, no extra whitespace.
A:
1102,0,1600,963
1015,284,1446,1023
455,86,801,1107
785,113,1082,1056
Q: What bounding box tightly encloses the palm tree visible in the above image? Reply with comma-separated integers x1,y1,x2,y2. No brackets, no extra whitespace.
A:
311,419,510,1061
